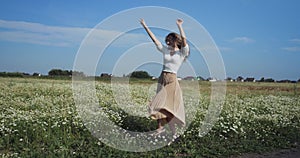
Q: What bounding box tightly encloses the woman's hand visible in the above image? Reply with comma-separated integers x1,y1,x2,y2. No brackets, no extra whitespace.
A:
176,19,183,26
140,18,146,27
140,18,161,46
176,18,187,47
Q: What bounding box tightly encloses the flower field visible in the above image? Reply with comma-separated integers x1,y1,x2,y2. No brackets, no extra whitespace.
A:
0,77,299,157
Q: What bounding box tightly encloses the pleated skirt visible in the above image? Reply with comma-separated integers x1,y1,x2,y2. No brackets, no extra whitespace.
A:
148,71,185,126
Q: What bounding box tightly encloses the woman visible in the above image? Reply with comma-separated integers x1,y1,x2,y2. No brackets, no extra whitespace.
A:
140,18,189,138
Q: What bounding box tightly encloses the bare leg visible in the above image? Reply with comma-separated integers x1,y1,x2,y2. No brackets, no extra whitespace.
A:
166,116,176,135
157,119,164,130
159,109,176,135
151,119,166,136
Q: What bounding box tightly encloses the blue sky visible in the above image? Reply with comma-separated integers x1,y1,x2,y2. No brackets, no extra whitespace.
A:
0,0,300,80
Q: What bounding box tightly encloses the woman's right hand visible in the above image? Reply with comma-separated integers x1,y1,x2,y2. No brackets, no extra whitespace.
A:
139,18,161,47
140,18,146,26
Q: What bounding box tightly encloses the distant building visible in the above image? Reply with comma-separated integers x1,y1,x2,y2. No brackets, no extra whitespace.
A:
184,76,195,81
209,78,217,82
236,76,244,82
244,77,255,82
226,77,234,82
197,76,205,81
207,77,217,82
32,72,42,77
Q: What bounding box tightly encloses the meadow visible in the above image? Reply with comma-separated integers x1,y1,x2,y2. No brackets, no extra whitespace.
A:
0,77,299,157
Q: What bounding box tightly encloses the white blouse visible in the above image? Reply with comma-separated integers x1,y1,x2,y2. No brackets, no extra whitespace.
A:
156,43,189,74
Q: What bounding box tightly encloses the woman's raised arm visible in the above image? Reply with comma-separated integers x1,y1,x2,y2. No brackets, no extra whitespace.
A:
176,19,187,47
140,19,161,47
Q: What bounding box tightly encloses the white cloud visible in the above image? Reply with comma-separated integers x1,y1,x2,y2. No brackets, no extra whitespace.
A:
229,37,255,43
289,38,300,44
281,39,300,52
0,19,91,47
0,19,147,47
281,47,300,52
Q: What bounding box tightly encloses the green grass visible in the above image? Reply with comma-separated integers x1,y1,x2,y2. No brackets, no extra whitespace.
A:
0,77,299,157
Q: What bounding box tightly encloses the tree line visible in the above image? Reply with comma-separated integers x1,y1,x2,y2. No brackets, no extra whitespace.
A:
0,69,84,78
0,69,151,79
0,69,299,83
228,76,299,83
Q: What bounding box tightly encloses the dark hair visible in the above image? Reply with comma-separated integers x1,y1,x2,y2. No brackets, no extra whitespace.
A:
165,32,182,49
165,32,190,60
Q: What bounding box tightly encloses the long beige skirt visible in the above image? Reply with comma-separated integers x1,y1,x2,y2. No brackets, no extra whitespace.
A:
148,71,185,126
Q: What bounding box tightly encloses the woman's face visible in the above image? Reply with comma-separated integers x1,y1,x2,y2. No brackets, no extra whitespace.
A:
165,36,176,47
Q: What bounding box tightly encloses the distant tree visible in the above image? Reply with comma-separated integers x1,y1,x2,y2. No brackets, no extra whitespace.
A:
226,77,236,82
259,77,265,82
72,71,85,77
32,72,41,77
12,72,24,77
236,76,244,82
22,73,30,76
197,76,205,81
244,77,255,82
128,71,151,79
0,72,6,77
298,79,300,83
277,79,291,83
49,69,61,76
264,78,275,82
100,73,111,78
48,69,72,76
226,77,232,81
0,72,24,77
